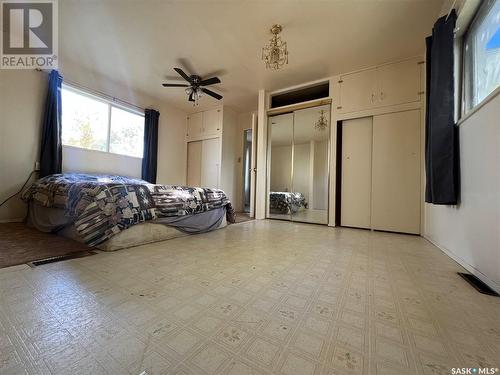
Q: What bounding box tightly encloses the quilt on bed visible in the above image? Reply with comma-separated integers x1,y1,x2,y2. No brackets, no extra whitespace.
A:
22,173,235,246
269,192,308,214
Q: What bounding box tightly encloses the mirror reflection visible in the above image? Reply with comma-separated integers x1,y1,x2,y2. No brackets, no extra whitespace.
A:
267,104,330,224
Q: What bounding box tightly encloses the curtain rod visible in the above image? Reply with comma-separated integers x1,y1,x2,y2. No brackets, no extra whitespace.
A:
35,68,145,113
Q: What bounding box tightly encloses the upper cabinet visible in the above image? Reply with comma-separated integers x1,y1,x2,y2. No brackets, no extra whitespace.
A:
337,68,378,113
186,108,223,140
377,58,422,107
337,57,422,114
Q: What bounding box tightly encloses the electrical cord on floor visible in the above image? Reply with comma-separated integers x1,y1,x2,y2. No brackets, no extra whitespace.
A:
0,170,38,209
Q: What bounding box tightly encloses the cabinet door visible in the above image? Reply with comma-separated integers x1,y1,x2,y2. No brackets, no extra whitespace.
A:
338,68,377,113
202,108,222,135
187,112,203,138
341,117,373,229
201,137,221,188
371,110,421,234
377,58,421,107
187,141,202,187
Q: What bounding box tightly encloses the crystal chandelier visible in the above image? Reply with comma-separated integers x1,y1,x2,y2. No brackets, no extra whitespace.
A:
314,110,328,131
262,24,288,70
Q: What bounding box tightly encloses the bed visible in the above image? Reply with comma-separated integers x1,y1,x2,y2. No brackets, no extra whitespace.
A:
22,173,235,251
269,192,308,214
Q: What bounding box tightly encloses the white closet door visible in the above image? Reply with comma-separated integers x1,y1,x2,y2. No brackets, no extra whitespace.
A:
201,137,221,188
187,141,202,187
377,58,421,107
338,68,378,113
371,110,421,234
341,117,373,229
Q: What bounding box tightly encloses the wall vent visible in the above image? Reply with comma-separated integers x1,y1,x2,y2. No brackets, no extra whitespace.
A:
457,272,499,297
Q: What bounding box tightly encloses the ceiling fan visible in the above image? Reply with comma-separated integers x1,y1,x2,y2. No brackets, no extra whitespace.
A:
162,68,223,104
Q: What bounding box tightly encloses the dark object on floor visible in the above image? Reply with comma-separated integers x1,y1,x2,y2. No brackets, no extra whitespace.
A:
28,251,96,267
458,272,500,297
0,223,91,269
234,213,254,224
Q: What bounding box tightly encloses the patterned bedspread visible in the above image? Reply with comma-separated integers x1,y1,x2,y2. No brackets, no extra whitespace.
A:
22,173,235,246
269,192,308,214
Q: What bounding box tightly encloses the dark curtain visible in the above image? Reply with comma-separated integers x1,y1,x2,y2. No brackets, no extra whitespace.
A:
39,70,63,178
141,109,160,183
425,10,459,205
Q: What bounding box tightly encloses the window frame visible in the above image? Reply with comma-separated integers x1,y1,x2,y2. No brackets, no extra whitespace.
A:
460,0,500,119
61,83,145,158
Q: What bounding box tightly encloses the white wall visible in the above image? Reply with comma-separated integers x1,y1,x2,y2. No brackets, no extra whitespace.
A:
0,71,47,222
424,91,500,293
62,146,142,178
0,66,187,222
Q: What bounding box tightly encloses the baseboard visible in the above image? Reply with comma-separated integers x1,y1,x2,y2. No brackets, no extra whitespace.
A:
423,234,500,295
0,218,24,223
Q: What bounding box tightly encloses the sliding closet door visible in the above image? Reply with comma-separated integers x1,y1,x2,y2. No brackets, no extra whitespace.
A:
291,105,330,224
267,113,293,220
201,137,221,189
371,110,421,234
341,117,373,229
187,141,202,186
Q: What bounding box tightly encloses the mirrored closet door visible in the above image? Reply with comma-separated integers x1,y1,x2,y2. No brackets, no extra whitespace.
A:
267,104,330,224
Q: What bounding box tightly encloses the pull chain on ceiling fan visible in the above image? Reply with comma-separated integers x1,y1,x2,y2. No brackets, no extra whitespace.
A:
162,68,223,105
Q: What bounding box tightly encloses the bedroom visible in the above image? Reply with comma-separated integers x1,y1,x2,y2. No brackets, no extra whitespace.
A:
0,0,499,374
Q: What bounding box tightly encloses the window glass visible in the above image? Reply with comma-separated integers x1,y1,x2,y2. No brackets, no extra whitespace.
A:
463,0,500,112
109,107,144,158
61,85,145,158
61,88,108,151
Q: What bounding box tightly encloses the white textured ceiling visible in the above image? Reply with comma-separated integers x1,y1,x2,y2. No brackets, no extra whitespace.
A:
59,0,444,113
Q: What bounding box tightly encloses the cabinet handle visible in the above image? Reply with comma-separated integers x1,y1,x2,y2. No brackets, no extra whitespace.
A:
380,92,385,100
371,93,375,103
336,106,342,109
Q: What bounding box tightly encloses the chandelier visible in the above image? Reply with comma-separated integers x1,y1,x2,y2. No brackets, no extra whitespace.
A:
314,110,328,131
262,24,288,70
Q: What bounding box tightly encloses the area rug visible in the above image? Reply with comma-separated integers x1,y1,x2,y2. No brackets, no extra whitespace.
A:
0,223,91,268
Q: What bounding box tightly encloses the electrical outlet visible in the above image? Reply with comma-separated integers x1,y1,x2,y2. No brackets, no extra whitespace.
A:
34,161,40,171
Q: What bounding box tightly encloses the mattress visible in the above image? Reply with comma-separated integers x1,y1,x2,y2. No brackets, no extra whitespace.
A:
58,216,227,251
28,203,227,251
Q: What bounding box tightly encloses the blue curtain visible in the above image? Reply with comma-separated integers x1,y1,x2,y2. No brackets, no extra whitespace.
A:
425,10,460,205
39,70,63,178
141,109,160,183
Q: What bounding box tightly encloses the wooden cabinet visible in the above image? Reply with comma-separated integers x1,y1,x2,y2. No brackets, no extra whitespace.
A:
337,57,422,114
185,106,238,204
377,58,421,107
186,112,203,138
186,108,222,139
338,68,378,113
202,108,222,135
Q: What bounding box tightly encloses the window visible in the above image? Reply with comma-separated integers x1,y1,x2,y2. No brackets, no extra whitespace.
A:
463,0,500,113
61,85,144,158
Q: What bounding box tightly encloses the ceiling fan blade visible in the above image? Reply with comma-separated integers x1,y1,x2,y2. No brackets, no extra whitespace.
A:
202,88,223,100
188,92,195,102
200,77,221,86
174,68,192,83
162,83,189,87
